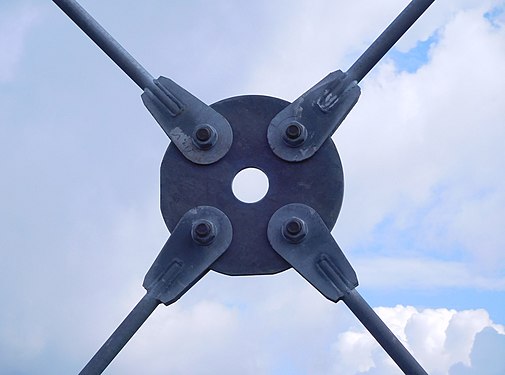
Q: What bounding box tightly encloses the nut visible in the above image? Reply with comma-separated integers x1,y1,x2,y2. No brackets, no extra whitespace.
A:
282,217,307,243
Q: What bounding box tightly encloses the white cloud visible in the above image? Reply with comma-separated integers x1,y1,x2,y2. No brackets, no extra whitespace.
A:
332,5,505,274
393,0,504,52
0,5,40,82
331,305,504,375
450,326,505,375
243,0,414,99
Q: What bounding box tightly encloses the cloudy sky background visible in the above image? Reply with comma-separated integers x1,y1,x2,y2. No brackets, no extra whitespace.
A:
1,0,505,374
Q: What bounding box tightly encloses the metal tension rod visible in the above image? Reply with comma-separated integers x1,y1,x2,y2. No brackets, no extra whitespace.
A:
52,0,153,91
267,0,435,163
52,0,183,118
346,0,435,83
78,207,233,374
79,295,160,375
53,0,234,165
322,0,436,106
343,289,428,375
268,204,428,375
53,0,233,164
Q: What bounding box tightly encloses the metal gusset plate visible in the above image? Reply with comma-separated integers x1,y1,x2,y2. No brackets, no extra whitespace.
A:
80,206,232,374
267,0,435,163
161,95,344,276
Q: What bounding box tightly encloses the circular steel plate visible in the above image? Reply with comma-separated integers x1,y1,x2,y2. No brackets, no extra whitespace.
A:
160,95,344,275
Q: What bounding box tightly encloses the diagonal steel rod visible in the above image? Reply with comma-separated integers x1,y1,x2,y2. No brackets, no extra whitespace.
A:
53,0,185,123
346,0,435,83
53,0,153,90
79,294,160,375
343,289,428,375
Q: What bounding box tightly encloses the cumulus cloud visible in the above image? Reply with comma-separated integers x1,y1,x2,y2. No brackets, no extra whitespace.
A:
450,327,505,375
331,305,504,375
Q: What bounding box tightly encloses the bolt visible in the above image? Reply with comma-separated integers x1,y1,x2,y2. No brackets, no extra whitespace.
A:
196,126,212,142
282,217,307,243
286,219,303,235
282,121,307,147
286,124,302,139
195,222,211,236
193,124,218,150
191,219,216,245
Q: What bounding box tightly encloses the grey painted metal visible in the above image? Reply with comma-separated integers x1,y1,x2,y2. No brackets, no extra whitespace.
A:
161,95,344,275
267,203,358,302
79,295,159,375
143,206,233,305
52,1,435,373
52,0,153,90
267,0,435,163
79,206,232,374
268,70,360,162
268,203,427,374
142,77,234,165
52,0,233,165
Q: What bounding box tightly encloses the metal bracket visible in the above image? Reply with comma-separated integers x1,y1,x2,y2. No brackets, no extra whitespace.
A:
267,70,360,163
142,77,234,165
267,203,358,301
143,205,233,304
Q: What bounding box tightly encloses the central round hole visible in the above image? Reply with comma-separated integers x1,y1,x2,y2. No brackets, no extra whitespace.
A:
232,168,269,203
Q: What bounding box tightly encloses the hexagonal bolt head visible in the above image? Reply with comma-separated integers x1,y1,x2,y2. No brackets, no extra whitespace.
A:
282,217,308,243
282,121,307,147
193,124,218,150
191,219,216,245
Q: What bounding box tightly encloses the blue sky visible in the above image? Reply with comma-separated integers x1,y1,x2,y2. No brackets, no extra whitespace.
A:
1,1,505,374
